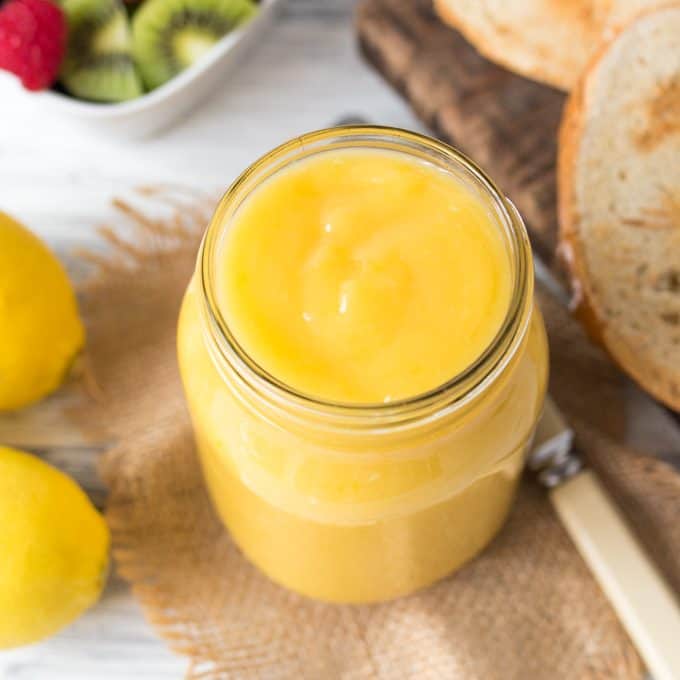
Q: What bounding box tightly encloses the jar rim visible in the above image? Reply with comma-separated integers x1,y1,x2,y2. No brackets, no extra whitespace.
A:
199,126,534,430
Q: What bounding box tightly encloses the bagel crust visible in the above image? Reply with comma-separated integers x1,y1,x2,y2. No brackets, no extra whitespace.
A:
558,4,680,411
435,0,671,91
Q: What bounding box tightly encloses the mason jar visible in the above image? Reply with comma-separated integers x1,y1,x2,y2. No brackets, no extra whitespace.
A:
177,127,549,603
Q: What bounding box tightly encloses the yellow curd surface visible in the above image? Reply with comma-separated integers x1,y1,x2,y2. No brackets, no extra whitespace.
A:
178,135,548,602
217,151,512,403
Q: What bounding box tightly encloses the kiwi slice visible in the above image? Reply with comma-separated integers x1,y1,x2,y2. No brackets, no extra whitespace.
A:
132,0,257,91
60,0,144,103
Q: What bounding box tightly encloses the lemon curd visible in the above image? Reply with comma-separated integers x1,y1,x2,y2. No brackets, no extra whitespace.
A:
218,151,512,404
178,128,548,603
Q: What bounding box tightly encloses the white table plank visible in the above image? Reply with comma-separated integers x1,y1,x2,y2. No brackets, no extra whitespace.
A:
0,576,183,679
0,0,422,247
0,2,421,678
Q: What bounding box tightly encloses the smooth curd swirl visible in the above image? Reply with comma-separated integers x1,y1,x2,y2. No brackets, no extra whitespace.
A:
217,150,513,403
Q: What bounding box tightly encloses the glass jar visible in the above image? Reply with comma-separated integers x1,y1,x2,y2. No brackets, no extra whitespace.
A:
177,127,549,603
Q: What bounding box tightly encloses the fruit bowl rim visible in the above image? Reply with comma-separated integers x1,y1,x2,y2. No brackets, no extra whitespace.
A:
37,0,283,117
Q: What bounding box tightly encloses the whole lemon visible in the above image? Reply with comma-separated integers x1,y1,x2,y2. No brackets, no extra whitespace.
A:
0,447,110,649
0,212,85,411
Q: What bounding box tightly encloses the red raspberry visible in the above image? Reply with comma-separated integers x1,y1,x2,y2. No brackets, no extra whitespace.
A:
0,0,66,91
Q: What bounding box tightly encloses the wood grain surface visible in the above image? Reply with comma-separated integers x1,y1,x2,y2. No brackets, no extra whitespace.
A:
356,0,680,427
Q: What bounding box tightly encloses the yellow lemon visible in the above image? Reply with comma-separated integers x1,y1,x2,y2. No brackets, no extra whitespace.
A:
0,446,110,649
0,212,85,411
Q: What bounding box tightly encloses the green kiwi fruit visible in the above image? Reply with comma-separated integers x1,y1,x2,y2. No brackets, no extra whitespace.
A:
132,0,257,91
60,0,144,103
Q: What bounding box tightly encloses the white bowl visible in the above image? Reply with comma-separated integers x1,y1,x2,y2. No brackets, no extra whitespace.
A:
33,0,284,140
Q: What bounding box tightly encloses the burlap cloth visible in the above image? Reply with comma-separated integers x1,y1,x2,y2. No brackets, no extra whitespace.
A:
71,194,680,680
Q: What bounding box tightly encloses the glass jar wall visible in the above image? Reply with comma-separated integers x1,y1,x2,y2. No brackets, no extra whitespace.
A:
177,127,549,603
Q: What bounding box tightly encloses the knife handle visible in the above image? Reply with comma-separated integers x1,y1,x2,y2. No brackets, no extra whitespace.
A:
550,469,680,680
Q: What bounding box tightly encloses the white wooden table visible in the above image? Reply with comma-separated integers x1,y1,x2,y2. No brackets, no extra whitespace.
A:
0,2,421,677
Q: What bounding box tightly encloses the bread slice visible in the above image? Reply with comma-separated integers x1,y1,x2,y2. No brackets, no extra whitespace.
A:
559,4,680,411
434,0,668,91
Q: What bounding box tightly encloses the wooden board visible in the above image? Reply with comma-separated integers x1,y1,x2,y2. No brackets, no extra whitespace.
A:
356,0,680,425
356,0,566,271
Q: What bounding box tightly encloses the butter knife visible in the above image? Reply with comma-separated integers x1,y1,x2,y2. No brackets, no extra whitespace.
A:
532,396,680,680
